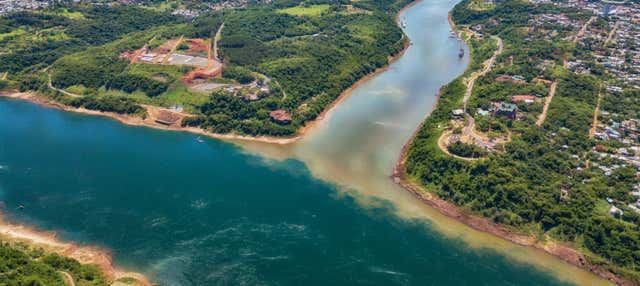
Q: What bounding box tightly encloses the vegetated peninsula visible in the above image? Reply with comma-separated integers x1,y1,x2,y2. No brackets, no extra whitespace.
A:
0,0,411,139
399,0,640,284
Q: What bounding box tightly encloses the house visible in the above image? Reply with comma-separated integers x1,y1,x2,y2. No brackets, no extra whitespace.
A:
452,109,465,119
270,110,292,124
495,75,513,83
477,108,490,116
490,102,517,119
510,95,537,104
495,75,527,84
609,205,624,217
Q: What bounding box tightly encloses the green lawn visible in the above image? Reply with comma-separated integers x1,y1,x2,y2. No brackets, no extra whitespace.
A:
151,84,210,111
278,5,331,16
594,199,611,216
99,83,209,113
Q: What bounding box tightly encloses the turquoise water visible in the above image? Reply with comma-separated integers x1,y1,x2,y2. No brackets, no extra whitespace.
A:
0,0,610,285
1,99,569,285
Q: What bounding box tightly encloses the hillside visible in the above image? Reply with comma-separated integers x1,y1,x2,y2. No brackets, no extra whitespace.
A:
403,0,640,283
0,0,412,137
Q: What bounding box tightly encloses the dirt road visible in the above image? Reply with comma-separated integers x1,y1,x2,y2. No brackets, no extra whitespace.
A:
536,81,557,126
437,36,503,159
48,73,81,98
462,36,503,112
213,23,224,61
60,271,75,286
589,85,604,138
574,16,596,43
603,21,620,46
460,36,503,140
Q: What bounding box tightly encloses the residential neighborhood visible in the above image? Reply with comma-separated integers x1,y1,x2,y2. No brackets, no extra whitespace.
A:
0,0,49,15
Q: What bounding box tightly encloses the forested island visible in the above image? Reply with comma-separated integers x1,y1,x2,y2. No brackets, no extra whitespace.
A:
0,0,411,138
402,0,640,284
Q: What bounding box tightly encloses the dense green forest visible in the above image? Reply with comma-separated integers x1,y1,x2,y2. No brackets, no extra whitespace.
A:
0,241,107,286
0,0,412,137
405,0,640,282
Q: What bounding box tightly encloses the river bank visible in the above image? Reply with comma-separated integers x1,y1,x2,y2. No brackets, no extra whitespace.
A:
0,40,410,146
391,9,632,286
392,142,630,285
0,216,150,286
0,6,412,146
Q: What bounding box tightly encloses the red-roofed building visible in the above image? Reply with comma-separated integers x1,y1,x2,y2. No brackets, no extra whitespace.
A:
510,95,536,103
495,75,526,84
270,110,292,124
495,75,512,82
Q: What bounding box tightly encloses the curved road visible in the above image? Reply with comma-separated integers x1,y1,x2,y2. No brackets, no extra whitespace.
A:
460,36,503,142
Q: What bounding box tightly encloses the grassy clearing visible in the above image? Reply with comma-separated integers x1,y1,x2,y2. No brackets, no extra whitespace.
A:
594,199,611,216
341,5,372,15
126,63,189,81
41,8,85,19
278,4,331,16
143,1,183,12
154,84,210,111
467,0,495,11
57,8,85,19
66,85,90,95
347,22,376,42
100,83,209,113
35,27,70,41
0,28,26,41
106,83,209,112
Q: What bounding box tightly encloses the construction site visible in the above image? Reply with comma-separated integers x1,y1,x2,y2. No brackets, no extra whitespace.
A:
120,35,223,83
121,24,227,84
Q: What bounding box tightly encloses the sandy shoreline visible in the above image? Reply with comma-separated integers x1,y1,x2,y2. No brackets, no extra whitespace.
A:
391,9,633,286
0,216,151,286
